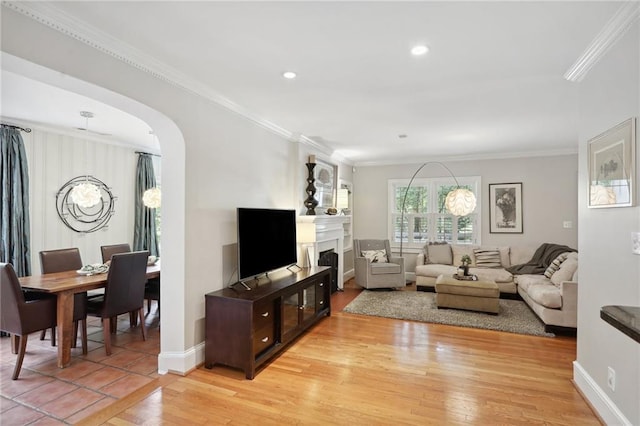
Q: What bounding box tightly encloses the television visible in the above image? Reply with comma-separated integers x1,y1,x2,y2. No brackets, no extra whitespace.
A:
237,208,298,281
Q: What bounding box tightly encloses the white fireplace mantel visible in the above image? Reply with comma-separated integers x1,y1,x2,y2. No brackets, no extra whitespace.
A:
297,215,345,289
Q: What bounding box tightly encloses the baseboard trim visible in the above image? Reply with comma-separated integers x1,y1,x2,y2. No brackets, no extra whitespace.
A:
573,361,631,426
158,342,205,375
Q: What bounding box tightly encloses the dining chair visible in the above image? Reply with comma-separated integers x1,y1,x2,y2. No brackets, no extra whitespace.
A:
100,243,131,263
87,251,149,355
39,248,88,354
1,263,57,380
101,243,159,317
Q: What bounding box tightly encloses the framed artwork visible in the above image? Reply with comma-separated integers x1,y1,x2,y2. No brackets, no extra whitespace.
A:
314,159,337,210
489,183,523,233
588,118,636,208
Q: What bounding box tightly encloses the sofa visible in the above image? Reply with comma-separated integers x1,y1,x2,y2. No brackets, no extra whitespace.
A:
415,243,578,332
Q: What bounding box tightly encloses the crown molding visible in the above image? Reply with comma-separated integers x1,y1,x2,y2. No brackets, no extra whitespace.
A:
564,1,640,83
354,147,579,168
1,1,335,155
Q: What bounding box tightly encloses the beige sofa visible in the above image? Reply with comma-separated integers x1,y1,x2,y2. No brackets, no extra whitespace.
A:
415,243,578,332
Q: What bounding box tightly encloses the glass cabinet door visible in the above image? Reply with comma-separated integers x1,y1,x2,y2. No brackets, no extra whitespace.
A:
301,283,316,323
282,292,299,336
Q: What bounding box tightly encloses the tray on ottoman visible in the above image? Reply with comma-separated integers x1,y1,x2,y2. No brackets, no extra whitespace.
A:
435,274,500,314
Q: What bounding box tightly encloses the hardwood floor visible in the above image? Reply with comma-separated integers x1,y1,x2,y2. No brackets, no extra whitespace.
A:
81,280,600,426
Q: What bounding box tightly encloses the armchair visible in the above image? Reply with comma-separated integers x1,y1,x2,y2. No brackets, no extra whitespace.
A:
354,239,405,289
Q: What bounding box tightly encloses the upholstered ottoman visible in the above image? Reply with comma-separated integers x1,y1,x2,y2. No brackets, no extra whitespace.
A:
435,274,500,314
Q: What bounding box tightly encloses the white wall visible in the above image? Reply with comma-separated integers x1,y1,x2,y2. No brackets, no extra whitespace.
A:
574,21,640,425
1,7,352,374
20,125,137,270
353,155,579,271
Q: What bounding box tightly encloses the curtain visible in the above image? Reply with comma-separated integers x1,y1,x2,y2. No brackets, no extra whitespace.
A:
133,153,159,257
0,125,31,277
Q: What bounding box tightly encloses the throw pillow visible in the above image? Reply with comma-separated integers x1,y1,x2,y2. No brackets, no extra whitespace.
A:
361,249,388,263
550,253,579,286
474,248,502,268
452,245,478,267
427,243,452,265
423,241,449,264
543,252,570,279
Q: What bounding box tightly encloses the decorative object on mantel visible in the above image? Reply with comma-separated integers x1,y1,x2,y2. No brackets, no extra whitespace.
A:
56,175,116,233
325,207,338,215
399,161,477,256
69,111,102,209
336,187,349,215
304,155,319,215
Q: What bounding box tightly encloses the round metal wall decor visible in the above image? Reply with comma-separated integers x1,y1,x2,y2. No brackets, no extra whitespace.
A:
56,176,116,233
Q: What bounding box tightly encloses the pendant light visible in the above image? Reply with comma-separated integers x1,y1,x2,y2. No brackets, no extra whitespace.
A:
69,111,102,208
143,131,161,208
143,187,161,208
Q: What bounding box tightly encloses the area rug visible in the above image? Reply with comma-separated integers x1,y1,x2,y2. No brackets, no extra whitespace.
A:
342,290,554,337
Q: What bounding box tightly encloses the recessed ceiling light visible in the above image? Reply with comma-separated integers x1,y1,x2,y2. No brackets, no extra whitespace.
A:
411,45,429,56
282,71,297,79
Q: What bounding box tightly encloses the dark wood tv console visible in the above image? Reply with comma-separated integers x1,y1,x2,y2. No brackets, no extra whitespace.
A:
204,266,331,379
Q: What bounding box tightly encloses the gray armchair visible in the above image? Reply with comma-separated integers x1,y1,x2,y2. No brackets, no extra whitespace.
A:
354,239,405,289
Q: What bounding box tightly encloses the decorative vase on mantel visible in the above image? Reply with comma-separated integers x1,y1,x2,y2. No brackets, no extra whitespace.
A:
304,162,319,215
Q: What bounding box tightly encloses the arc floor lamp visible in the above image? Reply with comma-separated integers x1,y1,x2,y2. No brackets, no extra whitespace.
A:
398,162,477,257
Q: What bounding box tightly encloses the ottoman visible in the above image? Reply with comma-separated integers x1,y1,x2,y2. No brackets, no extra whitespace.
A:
435,274,500,314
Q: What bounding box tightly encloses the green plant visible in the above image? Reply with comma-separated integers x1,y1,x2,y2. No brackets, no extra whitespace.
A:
460,255,472,266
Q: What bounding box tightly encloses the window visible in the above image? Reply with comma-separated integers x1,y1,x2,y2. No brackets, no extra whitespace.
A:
388,177,481,249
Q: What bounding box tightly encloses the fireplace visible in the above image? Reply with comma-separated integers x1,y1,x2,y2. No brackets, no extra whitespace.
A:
297,215,346,290
318,249,338,293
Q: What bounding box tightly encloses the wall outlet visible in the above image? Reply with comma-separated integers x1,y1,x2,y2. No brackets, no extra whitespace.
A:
607,366,616,391
632,232,640,255
563,221,573,229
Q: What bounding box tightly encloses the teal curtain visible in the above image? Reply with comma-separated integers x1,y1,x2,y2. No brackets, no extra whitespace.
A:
0,125,31,277
133,153,159,257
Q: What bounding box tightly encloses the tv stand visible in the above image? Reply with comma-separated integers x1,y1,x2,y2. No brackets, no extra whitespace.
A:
205,266,331,379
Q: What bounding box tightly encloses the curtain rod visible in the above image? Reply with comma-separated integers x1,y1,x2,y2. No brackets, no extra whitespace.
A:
135,151,161,157
1,123,32,133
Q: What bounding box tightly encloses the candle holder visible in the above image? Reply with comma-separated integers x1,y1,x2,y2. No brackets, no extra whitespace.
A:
304,162,319,215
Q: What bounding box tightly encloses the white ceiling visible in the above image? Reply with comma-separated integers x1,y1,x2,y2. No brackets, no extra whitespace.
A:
1,1,625,164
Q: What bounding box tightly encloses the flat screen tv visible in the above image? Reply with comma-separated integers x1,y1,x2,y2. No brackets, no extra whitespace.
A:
237,208,298,281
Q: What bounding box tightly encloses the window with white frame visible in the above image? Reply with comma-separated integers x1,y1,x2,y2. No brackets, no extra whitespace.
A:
388,176,481,249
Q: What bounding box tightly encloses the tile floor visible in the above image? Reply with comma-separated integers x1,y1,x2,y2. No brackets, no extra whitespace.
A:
0,303,160,425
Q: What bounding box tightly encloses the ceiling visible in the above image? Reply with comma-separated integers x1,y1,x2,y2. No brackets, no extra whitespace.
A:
1,1,626,164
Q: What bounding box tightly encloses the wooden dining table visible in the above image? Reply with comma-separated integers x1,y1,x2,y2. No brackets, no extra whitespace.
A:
19,263,160,368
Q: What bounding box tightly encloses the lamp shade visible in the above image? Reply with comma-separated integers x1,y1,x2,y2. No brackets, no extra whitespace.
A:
444,188,476,216
143,187,162,208
296,222,317,243
590,184,616,205
336,188,349,210
70,182,102,208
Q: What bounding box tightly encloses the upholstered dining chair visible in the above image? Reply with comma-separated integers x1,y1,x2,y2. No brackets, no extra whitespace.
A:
1,263,57,379
87,251,149,355
100,243,132,263
39,248,88,354
100,243,159,317
353,239,405,289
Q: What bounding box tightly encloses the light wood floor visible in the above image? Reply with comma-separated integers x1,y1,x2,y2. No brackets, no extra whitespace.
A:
81,282,600,425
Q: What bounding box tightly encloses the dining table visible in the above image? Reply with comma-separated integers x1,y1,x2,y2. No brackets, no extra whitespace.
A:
19,262,160,368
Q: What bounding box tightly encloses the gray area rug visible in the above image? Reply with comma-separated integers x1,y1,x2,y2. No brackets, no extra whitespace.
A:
343,290,554,337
